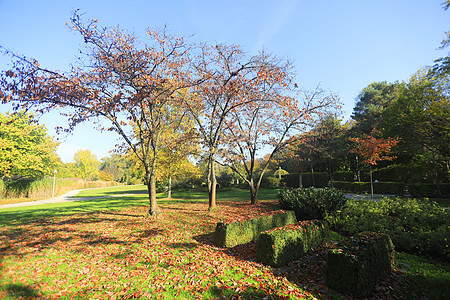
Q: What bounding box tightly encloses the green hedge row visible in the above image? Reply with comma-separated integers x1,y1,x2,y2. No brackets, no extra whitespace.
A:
256,220,329,267
283,172,449,198
283,172,332,188
213,210,297,248
333,181,407,195
326,232,395,298
330,182,449,198
408,183,450,198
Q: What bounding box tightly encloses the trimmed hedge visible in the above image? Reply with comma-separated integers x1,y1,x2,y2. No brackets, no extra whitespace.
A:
333,181,407,195
408,183,450,198
326,232,395,298
213,211,297,248
256,220,330,267
282,172,328,188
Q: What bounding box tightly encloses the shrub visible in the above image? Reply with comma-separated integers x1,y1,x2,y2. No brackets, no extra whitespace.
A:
326,232,395,298
326,197,450,260
256,220,329,267
213,210,297,248
278,187,346,220
217,172,234,188
265,176,282,188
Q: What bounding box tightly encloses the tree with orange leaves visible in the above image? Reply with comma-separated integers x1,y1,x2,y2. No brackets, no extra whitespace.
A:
184,45,298,210
0,12,198,215
350,127,400,198
221,79,339,204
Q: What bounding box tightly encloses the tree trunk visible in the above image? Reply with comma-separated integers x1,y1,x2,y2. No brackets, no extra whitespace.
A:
356,155,361,182
250,168,267,205
328,159,334,188
249,178,259,205
432,152,442,197
369,165,374,200
208,154,217,210
310,159,316,187
167,175,172,199
148,159,161,216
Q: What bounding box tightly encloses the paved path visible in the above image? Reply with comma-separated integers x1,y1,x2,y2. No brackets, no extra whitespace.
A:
343,193,396,200
0,190,86,209
0,186,134,209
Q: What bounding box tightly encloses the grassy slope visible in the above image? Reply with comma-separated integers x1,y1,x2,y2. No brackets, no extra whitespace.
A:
0,186,448,299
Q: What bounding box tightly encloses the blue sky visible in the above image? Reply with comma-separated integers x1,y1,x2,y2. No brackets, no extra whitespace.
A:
1,0,449,163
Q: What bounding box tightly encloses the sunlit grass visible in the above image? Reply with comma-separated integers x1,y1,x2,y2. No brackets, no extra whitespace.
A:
1,185,447,299
0,186,278,226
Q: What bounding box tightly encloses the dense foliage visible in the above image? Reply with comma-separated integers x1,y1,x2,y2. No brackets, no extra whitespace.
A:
278,187,346,220
0,111,59,179
326,197,450,260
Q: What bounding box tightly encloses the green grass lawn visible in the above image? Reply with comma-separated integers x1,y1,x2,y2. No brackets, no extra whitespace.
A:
0,186,448,299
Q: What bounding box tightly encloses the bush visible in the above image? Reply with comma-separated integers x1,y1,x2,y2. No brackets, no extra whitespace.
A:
256,220,329,267
326,197,450,260
217,172,234,188
213,210,297,248
265,176,282,188
278,187,346,220
326,232,395,298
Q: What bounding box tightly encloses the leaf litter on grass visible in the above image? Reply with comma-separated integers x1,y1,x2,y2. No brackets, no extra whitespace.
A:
1,201,315,299
1,200,447,299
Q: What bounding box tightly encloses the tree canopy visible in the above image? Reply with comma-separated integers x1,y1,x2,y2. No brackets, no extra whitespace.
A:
0,111,59,179
73,149,100,181
0,13,340,211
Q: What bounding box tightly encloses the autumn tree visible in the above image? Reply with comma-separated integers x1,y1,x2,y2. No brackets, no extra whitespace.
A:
156,136,199,199
100,153,139,183
127,95,200,199
220,60,339,204
350,127,400,198
0,111,59,179
184,45,289,209
0,13,198,215
73,149,99,181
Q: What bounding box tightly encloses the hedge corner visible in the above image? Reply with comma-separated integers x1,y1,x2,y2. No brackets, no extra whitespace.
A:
326,232,395,298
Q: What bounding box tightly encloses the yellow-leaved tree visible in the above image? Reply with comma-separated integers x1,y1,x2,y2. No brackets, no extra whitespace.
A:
0,111,59,179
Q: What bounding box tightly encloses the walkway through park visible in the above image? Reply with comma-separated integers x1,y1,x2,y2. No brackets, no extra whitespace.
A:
0,188,135,209
0,190,397,210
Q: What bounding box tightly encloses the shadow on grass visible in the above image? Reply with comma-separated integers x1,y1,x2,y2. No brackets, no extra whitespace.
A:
0,187,279,227
3,283,40,298
0,196,148,226
207,285,279,299
193,231,259,262
168,242,198,250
